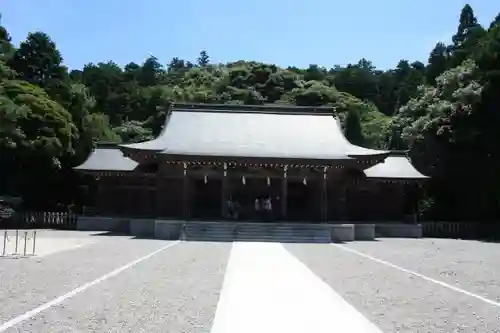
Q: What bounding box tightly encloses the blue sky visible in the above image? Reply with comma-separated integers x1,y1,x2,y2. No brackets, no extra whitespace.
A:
1,0,498,71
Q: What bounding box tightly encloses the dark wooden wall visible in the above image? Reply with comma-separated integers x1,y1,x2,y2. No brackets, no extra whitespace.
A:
88,166,415,222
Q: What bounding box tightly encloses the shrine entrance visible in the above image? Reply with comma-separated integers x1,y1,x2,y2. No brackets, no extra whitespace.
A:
190,177,222,220
287,179,321,221
229,176,281,221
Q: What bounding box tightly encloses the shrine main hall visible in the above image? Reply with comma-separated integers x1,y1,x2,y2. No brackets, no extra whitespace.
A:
75,103,427,223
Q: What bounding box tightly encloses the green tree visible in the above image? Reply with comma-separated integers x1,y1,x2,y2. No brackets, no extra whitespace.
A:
0,78,77,200
139,56,165,86
332,60,379,110
0,79,76,163
66,83,99,164
9,32,71,107
197,50,210,67
344,107,364,146
303,64,326,82
0,21,14,61
449,4,485,67
489,13,500,30
426,42,449,85
80,61,127,124
393,60,484,218
390,60,426,112
113,120,153,142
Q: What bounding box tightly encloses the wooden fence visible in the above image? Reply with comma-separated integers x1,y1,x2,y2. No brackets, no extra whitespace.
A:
421,221,500,240
1,211,77,230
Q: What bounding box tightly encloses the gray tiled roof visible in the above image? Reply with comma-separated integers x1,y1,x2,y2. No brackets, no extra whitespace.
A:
364,156,428,179
75,146,428,180
74,146,138,171
121,106,388,160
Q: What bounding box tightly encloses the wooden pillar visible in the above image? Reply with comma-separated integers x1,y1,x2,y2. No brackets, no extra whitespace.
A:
321,167,328,222
95,175,101,214
182,162,189,219
221,162,228,219
141,176,147,217
281,165,288,220
414,184,421,220
338,183,348,221
404,182,419,223
155,165,163,218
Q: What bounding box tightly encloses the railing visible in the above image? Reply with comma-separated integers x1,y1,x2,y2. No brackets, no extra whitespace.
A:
1,211,77,230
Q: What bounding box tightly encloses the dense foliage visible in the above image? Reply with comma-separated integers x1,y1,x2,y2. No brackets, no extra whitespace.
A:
1,5,500,220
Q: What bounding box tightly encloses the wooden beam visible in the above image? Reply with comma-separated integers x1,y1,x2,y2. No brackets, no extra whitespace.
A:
221,162,228,218
281,166,288,220
182,162,189,219
321,167,328,221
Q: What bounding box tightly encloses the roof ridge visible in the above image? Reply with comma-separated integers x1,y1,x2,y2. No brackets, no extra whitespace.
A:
387,150,409,157
171,103,335,115
95,142,121,149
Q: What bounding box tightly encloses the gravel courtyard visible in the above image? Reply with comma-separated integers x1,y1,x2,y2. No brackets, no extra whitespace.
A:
286,239,500,332
0,231,499,332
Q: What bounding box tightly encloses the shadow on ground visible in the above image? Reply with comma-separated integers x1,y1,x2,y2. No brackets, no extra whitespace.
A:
89,231,156,240
89,231,356,244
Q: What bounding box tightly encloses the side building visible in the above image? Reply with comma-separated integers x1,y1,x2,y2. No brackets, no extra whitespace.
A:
75,103,427,222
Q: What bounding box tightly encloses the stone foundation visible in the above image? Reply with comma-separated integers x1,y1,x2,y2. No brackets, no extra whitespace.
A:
154,220,183,240
76,216,422,241
354,224,376,241
329,224,355,242
375,223,422,238
129,219,155,238
76,216,130,233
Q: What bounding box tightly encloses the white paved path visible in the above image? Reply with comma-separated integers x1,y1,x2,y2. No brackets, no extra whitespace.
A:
211,242,382,333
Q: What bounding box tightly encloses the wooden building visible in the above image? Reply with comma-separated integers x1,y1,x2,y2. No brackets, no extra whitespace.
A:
75,103,427,222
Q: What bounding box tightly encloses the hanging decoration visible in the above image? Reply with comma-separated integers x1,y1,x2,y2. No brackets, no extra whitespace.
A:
183,162,187,176
284,165,288,179
323,166,328,180
204,175,208,184
223,162,227,177
303,177,307,186
267,177,271,186
242,176,246,185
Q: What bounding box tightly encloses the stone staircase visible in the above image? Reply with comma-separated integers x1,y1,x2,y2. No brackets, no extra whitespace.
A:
182,222,236,241
182,222,332,243
235,223,331,243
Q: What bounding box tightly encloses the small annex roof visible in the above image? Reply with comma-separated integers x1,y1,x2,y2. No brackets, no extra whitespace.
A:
364,153,428,180
74,144,138,171
120,103,389,161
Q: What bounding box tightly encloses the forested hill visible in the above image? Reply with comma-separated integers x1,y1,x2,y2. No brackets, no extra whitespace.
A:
1,5,500,220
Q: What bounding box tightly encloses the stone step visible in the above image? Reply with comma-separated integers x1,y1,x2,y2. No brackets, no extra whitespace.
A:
185,230,233,234
236,233,330,239
236,227,329,231
237,231,327,236
184,230,234,235
235,237,331,243
186,229,327,234
182,222,332,243
237,232,330,237
185,228,234,232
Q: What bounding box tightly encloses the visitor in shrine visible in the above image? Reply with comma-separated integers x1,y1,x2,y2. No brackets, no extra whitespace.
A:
233,200,241,220
254,198,261,220
263,196,272,221
227,197,235,220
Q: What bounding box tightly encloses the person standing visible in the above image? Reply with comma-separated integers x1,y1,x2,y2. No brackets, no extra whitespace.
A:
227,197,234,220
233,200,241,220
263,196,272,221
254,197,261,220
267,197,273,221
